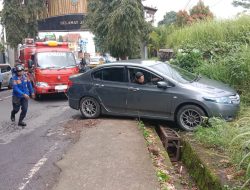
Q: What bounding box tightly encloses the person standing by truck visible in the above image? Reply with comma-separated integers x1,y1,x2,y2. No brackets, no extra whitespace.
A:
10,65,35,128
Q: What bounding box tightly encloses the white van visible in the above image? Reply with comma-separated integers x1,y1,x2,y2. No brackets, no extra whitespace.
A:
0,64,12,89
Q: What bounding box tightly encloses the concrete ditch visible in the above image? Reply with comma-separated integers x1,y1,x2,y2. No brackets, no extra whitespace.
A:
154,124,248,190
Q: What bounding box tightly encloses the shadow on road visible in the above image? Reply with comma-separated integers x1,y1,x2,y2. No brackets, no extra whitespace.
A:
36,93,68,102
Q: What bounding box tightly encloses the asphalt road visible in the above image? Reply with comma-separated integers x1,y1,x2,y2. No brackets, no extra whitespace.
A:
0,89,80,190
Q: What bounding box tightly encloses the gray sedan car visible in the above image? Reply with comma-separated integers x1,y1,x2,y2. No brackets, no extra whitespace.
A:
68,60,240,131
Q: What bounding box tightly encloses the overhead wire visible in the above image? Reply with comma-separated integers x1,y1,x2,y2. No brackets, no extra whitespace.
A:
184,0,193,10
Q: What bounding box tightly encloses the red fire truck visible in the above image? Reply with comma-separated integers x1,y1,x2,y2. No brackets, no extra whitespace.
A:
18,38,79,99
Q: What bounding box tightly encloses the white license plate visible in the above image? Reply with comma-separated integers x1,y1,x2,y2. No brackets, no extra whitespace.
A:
55,85,68,92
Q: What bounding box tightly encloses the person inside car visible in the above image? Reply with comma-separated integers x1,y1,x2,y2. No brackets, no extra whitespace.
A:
134,72,145,84
134,71,161,85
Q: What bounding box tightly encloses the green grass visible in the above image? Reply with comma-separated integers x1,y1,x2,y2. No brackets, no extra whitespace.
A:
193,106,250,188
166,16,250,50
163,16,250,187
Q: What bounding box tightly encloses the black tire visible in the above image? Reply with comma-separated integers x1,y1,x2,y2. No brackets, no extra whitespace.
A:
35,93,42,101
0,82,2,90
176,105,205,131
80,97,100,118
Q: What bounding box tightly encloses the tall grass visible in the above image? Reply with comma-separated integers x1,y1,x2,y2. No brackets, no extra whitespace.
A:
166,16,250,188
166,15,250,104
167,16,250,49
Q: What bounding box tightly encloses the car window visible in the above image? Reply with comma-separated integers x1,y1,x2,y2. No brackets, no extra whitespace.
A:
93,67,125,82
0,66,10,73
128,68,162,85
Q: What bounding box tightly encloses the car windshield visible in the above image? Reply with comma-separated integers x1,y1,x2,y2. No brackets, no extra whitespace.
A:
150,62,196,84
37,52,76,69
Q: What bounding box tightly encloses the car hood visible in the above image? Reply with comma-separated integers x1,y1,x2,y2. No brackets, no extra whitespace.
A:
184,77,237,97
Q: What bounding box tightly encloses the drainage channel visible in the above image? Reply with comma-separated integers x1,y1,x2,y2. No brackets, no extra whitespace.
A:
154,124,199,190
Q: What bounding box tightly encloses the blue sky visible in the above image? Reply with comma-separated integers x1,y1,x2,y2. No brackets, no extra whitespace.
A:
143,0,245,23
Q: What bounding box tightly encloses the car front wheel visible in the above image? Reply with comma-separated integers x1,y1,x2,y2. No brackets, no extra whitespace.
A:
176,105,205,131
80,97,100,118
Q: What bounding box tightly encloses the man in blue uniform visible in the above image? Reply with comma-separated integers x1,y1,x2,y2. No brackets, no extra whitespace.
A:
10,65,35,128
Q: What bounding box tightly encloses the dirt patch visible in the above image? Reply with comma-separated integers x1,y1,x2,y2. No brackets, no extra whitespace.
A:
63,119,101,143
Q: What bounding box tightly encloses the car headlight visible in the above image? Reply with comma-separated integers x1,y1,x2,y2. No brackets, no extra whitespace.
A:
36,82,49,87
203,96,239,104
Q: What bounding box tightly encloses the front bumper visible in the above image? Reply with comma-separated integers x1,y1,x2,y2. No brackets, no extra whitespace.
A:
204,101,240,121
35,84,68,94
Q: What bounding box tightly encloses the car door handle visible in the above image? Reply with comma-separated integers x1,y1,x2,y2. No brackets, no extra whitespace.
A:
128,87,139,92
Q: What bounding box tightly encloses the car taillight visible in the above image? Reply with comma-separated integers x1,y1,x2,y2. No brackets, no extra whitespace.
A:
68,80,73,87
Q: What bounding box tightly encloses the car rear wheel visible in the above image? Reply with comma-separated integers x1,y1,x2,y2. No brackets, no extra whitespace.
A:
176,105,205,131
80,97,100,118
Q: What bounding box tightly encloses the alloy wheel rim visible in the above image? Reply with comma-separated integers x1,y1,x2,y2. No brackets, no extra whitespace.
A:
82,99,97,117
180,109,202,130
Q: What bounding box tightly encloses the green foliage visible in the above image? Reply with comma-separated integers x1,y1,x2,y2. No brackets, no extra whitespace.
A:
165,13,250,189
167,16,250,49
175,1,214,27
1,0,45,48
194,111,250,188
194,118,238,149
148,25,176,58
156,170,170,183
158,11,177,26
166,16,250,104
176,10,191,27
86,0,151,58
170,49,204,72
233,0,250,9
189,0,214,21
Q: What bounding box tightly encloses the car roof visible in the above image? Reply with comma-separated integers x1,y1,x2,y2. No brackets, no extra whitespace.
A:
0,63,11,67
94,59,161,69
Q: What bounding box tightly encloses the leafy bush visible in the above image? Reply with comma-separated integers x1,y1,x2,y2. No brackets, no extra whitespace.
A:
170,49,204,72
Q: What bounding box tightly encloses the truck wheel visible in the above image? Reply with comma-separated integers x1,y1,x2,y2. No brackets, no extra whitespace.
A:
35,94,42,100
0,82,2,90
80,97,100,118
176,105,205,131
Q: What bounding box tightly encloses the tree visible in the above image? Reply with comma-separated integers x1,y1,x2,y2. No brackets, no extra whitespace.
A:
189,0,214,21
176,10,192,27
158,11,177,26
86,0,151,58
233,0,250,9
175,1,213,27
1,0,45,48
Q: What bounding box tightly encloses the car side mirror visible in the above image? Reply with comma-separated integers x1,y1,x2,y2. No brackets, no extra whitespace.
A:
28,59,34,68
157,81,172,89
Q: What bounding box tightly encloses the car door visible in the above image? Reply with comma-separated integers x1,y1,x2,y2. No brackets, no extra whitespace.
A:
126,67,174,118
92,66,128,114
